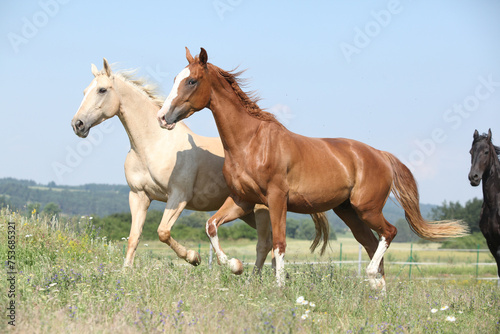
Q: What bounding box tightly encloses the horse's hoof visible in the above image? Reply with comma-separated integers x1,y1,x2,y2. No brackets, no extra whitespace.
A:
229,258,243,275
187,250,201,266
368,277,386,292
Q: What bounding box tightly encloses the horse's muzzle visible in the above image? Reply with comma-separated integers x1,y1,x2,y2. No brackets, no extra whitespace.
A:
468,172,481,187
72,119,89,138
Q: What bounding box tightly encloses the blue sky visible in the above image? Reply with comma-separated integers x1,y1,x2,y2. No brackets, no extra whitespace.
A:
1,0,499,205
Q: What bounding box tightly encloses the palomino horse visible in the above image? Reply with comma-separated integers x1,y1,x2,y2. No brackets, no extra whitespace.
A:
157,47,468,289
71,59,280,271
468,129,500,282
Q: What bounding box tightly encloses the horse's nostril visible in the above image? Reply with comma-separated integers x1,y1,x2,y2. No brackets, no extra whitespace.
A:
76,120,84,130
469,173,479,182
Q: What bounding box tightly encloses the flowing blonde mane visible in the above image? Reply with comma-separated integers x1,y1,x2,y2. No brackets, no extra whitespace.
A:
97,68,165,108
208,63,280,123
116,71,164,108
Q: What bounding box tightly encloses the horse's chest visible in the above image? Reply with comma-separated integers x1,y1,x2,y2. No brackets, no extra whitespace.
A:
125,151,170,201
223,162,264,202
480,206,500,242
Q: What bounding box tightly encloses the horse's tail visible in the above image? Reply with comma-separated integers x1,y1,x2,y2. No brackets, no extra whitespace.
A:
382,152,469,240
310,212,330,255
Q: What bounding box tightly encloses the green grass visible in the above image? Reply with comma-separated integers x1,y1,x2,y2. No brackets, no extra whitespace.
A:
1,208,499,333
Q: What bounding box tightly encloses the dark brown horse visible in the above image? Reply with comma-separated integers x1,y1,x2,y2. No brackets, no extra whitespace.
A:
157,47,468,289
468,129,500,282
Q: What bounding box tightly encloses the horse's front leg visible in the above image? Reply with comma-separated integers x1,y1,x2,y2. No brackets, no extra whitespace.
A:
206,195,255,275
267,189,288,287
157,195,200,265
124,191,151,267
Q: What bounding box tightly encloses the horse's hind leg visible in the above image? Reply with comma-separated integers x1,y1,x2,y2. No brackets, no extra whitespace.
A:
352,204,397,291
334,203,384,275
157,194,201,265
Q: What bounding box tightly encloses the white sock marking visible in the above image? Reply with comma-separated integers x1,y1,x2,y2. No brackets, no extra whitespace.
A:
367,236,388,280
206,218,228,264
275,251,285,286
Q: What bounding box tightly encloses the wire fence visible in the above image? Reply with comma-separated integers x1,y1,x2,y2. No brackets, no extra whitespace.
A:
206,243,499,282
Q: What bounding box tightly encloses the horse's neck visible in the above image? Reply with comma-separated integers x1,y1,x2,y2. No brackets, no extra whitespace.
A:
114,79,181,155
482,150,500,205
208,75,265,153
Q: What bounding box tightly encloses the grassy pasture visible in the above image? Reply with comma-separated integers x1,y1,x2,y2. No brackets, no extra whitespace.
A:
1,209,499,333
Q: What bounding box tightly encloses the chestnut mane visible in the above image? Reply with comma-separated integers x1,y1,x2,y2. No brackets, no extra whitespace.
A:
208,63,281,124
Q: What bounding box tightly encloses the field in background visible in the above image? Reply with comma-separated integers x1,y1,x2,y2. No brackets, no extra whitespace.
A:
1,209,499,333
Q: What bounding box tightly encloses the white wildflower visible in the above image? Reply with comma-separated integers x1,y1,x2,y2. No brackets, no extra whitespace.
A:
446,316,456,322
431,308,438,313
440,306,449,311
296,296,305,304
309,302,316,308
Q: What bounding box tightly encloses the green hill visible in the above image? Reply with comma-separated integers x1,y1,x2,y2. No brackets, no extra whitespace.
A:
0,177,436,242
0,177,166,216
0,177,434,221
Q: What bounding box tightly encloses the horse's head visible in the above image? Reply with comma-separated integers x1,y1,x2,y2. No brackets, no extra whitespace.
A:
468,129,499,186
72,58,120,138
157,47,211,130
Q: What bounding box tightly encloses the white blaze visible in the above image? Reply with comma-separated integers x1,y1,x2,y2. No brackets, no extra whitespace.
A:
77,79,97,111
159,67,190,119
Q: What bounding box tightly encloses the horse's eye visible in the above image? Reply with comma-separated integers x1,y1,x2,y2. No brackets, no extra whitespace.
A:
484,150,489,155
187,79,197,86
98,87,107,94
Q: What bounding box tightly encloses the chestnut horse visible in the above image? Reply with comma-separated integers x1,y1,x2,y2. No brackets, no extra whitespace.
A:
157,48,467,289
468,129,500,283
72,59,280,271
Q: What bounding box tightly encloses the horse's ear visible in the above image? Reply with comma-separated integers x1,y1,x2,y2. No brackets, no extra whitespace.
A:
474,129,479,140
199,47,208,66
488,128,492,142
91,63,99,77
186,47,194,64
103,58,112,77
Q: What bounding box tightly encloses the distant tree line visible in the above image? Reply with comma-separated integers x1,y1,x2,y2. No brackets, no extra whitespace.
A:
4,177,486,246
0,177,165,216
430,198,487,249
90,211,337,242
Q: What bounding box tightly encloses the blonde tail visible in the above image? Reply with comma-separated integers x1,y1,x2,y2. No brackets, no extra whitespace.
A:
383,152,469,240
310,212,330,255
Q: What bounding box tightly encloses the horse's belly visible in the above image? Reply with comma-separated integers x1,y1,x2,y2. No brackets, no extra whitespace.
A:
186,191,229,211
287,189,349,214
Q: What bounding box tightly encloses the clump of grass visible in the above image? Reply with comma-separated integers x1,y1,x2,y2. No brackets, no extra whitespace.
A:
1,208,499,333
